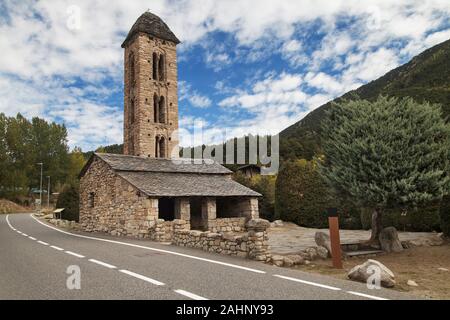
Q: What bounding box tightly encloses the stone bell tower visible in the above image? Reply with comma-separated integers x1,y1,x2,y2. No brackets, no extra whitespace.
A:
122,12,180,158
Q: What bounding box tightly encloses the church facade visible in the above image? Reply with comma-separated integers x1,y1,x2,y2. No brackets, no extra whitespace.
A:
78,12,270,260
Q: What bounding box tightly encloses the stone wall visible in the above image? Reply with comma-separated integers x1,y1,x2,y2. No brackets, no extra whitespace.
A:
209,217,247,233
80,157,158,238
172,219,271,261
123,32,179,158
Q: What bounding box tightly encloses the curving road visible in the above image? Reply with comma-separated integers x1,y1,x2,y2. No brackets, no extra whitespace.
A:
0,213,415,300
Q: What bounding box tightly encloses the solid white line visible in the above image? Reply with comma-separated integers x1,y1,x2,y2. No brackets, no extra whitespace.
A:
89,259,117,269
30,214,265,274
65,251,85,258
119,269,165,286
274,274,342,291
5,215,14,229
17,231,23,234
50,245,64,251
28,236,37,241
346,291,389,300
37,240,49,246
22,233,29,237
174,289,208,300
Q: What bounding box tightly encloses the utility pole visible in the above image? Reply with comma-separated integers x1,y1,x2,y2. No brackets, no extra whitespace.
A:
47,176,51,208
37,163,43,212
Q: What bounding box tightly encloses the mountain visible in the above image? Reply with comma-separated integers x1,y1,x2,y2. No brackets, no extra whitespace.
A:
280,39,450,161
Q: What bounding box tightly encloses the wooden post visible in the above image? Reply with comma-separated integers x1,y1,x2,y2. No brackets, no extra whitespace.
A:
327,208,343,269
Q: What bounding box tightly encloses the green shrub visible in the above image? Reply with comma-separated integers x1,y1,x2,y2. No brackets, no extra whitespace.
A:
360,205,441,232
56,183,79,222
275,159,362,229
440,195,450,237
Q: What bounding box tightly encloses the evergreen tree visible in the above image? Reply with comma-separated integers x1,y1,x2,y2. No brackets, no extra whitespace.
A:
319,96,450,243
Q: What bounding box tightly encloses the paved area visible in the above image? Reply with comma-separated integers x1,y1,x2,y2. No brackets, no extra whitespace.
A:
268,222,442,255
0,213,418,300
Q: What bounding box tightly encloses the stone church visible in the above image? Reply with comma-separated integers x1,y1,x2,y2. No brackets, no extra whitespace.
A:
79,12,269,260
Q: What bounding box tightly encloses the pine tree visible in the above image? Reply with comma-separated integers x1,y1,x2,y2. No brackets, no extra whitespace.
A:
319,96,450,243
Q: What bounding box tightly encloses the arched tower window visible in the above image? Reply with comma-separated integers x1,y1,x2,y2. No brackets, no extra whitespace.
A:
158,54,165,81
155,136,166,158
130,98,135,124
153,94,159,123
159,96,166,124
159,136,166,158
129,52,135,89
152,52,158,80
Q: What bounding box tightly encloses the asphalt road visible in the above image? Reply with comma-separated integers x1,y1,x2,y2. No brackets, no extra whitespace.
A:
0,213,416,300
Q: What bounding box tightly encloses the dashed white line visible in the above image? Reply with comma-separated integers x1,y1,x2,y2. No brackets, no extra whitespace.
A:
119,270,165,286
28,236,37,241
89,259,117,269
65,251,85,258
346,291,389,300
37,240,49,246
30,214,266,274
50,245,64,251
22,233,29,237
274,274,342,291
174,289,208,300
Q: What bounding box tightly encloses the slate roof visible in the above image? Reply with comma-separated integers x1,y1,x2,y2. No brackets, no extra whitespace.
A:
80,153,261,198
95,153,232,174
118,171,261,197
122,11,180,48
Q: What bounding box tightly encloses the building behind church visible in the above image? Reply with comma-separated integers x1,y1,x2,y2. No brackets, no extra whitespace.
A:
78,12,270,261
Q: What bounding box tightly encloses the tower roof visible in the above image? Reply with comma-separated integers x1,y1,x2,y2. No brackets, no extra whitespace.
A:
121,11,180,48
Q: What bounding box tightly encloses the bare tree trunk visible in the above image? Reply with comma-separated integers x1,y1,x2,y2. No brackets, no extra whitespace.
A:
369,208,383,244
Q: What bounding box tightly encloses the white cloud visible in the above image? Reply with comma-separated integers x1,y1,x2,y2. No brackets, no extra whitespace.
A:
179,81,212,108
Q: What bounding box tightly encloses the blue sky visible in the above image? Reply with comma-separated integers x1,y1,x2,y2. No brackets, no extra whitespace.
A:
1,0,450,151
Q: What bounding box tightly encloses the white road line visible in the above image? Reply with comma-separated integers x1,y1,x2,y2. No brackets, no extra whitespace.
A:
346,291,389,300
174,289,208,300
65,251,85,258
274,274,342,291
89,259,117,269
22,233,29,237
30,214,265,274
28,236,37,241
119,270,165,286
50,245,64,251
37,240,49,246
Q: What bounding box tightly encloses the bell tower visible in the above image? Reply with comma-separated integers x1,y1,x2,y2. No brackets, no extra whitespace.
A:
122,12,180,158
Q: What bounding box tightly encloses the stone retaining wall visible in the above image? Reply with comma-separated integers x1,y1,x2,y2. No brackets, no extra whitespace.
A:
172,219,271,261
209,217,246,233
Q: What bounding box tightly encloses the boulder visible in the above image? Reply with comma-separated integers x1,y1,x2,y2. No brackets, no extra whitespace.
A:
407,280,418,287
379,227,403,253
270,220,284,227
271,255,284,267
303,247,318,260
347,259,395,288
315,232,331,253
283,257,294,267
316,246,329,259
285,255,305,265
246,219,270,231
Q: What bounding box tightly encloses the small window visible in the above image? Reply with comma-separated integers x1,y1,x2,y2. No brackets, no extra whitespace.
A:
88,192,95,208
158,54,165,81
152,52,158,80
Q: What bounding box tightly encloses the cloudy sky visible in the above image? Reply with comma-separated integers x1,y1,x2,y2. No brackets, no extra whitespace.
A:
1,0,450,151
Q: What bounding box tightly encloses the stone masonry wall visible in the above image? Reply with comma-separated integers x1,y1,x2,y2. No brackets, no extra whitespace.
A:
172,219,271,261
210,217,247,233
80,157,158,238
124,32,179,158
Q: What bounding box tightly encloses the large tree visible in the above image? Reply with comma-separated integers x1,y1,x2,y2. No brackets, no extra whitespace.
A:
319,96,450,243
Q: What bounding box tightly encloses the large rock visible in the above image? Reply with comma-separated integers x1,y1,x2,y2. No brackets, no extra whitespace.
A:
285,254,304,265
316,246,329,259
271,255,284,267
270,220,284,227
379,227,403,253
348,259,395,288
315,232,331,253
246,219,270,231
